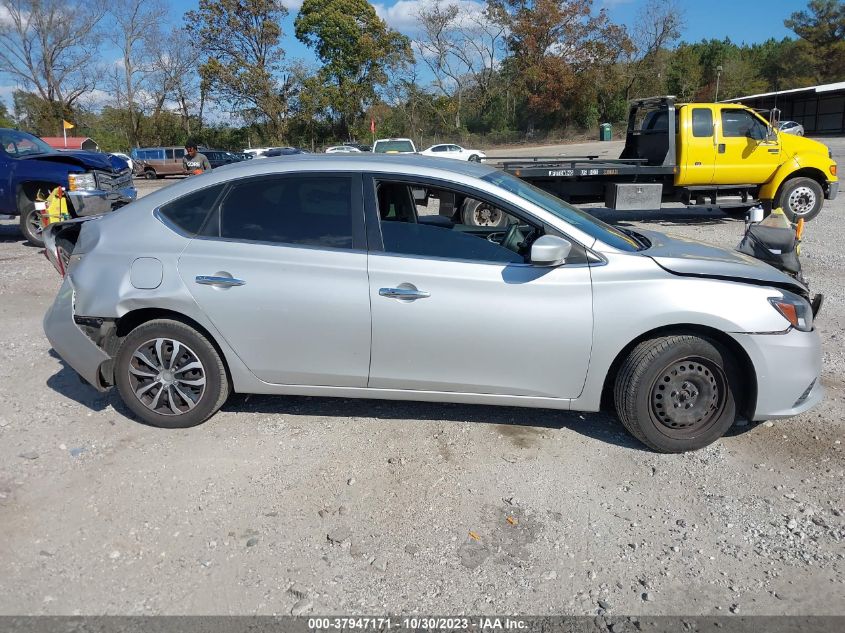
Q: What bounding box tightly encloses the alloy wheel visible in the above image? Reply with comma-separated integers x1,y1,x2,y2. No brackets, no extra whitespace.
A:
127,338,207,416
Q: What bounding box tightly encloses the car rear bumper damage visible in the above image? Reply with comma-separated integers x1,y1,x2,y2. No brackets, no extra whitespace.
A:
43,277,112,392
67,185,137,217
731,328,824,421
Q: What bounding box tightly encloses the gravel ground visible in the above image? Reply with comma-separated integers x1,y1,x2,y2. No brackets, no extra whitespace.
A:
0,140,843,616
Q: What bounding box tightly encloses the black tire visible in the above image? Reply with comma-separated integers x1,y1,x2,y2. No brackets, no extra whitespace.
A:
18,196,44,247
144,168,157,180
114,319,229,429
613,335,738,453
776,177,823,221
460,198,509,227
468,154,480,162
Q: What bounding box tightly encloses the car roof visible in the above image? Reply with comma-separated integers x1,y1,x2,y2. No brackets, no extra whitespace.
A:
203,153,497,179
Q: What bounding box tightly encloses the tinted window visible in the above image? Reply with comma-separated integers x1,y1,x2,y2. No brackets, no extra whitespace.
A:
722,109,767,139
692,108,713,137
166,149,174,159
217,176,353,248
431,145,446,152
382,223,523,263
175,149,185,158
158,184,225,235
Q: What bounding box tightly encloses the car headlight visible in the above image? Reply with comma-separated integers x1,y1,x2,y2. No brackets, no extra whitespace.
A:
68,173,97,191
769,291,813,332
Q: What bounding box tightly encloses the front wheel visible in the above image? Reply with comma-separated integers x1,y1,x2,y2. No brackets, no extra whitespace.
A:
114,319,229,428
18,201,44,247
144,168,157,180
613,335,739,453
777,177,823,221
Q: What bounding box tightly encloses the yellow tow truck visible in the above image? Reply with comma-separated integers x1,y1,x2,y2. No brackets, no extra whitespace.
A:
491,97,838,222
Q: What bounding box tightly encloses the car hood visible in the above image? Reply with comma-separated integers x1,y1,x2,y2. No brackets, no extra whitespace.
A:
638,229,807,293
22,150,128,172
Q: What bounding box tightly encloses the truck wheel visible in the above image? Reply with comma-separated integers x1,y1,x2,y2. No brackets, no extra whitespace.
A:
461,198,508,227
144,168,158,180
613,335,739,453
777,177,823,221
17,190,45,247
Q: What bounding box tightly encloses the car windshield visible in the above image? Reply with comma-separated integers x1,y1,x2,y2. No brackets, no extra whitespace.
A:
374,140,414,153
0,129,54,157
481,171,642,252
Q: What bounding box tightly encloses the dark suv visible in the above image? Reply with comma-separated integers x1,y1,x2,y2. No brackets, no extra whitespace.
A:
200,150,238,169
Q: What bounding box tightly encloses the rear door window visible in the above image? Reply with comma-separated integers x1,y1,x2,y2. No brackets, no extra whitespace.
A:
692,108,714,137
166,149,175,159
212,175,358,249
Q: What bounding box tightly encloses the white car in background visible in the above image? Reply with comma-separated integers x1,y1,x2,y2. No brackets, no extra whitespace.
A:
778,121,805,136
325,145,362,154
372,138,416,154
421,143,486,162
110,152,134,172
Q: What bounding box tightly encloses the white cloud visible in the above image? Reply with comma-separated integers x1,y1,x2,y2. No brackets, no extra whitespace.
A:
372,0,488,33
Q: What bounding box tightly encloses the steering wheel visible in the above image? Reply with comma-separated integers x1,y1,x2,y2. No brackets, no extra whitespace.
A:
500,223,526,253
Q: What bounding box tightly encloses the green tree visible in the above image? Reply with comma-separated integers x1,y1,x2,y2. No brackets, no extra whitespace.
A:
666,44,703,100
295,0,413,138
0,101,14,127
785,0,845,82
488,0,631,131
184,0,290,139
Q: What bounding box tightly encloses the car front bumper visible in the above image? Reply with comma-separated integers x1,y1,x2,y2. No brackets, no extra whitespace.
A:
67,185,137,217
826,180,839,201
731,328,824,421
43,277,111,391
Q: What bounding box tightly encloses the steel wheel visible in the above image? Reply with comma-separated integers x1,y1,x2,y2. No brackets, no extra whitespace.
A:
650,356,728,439
127,338,207,416
787,186,817,217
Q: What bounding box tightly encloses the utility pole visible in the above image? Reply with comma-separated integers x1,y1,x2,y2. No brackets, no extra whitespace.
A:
715,65,723,102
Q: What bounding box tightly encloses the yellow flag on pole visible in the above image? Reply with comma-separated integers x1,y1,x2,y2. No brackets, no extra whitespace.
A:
62,119,74,130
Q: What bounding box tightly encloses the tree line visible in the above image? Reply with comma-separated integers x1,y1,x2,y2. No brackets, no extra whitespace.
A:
0,0,842,152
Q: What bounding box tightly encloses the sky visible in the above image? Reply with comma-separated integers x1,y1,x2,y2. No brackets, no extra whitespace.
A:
0,0,811,112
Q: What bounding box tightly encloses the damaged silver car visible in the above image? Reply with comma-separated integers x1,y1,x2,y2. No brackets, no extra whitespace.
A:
43,155,823,452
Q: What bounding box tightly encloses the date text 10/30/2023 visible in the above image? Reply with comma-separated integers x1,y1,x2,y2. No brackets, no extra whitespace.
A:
307,617,528,630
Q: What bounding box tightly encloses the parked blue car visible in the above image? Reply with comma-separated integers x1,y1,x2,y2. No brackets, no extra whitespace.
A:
0,128,136,246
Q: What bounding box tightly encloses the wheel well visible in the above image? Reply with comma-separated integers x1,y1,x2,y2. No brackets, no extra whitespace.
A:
18,181,61,207
775,168,827,201
600,324,757,419
111,308,232,388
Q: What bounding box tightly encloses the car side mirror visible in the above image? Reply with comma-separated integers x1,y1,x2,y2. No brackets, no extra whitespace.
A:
766,127,778,142
530,235,572,267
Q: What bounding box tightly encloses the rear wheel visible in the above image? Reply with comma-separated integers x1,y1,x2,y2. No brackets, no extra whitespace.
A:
777,177,823,221
613,335,738,453
115,319,229,428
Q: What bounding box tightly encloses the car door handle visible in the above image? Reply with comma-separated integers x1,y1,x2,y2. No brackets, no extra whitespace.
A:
195,275,246,287
717,143,726,154
379,287,430,300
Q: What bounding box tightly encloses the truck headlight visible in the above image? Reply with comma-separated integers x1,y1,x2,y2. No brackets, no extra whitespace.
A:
769,292,813,332
68,173,97,191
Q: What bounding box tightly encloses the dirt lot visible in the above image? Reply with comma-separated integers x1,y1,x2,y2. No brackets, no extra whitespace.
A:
0,140,843,617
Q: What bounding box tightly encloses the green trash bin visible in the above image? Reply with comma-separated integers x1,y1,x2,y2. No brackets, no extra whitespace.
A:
599,123,612,141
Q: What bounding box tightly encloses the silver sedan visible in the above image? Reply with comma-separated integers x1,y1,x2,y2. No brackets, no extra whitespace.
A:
43,155,823,452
